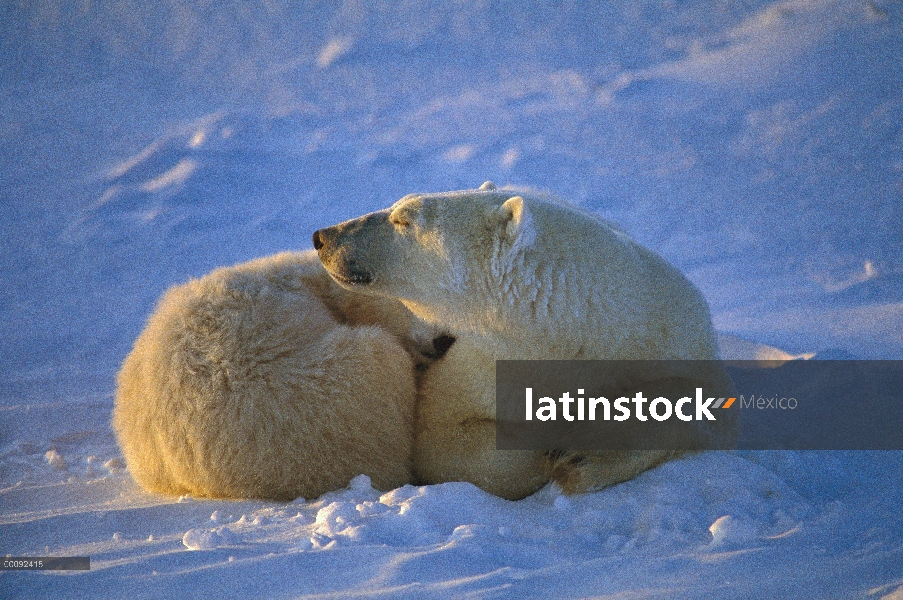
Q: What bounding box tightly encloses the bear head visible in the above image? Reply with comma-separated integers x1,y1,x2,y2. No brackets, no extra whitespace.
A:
312,182,536,329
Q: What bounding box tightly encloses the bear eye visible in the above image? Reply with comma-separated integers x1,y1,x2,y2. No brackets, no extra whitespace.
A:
389,212,412,229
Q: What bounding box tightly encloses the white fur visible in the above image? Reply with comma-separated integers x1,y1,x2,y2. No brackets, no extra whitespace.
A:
114,251,434,500
315,183,735,499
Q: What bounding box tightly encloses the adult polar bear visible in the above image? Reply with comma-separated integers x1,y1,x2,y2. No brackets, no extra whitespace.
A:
314,182,733,500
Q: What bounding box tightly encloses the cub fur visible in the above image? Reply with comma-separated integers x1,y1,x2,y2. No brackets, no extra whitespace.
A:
114,251,443,500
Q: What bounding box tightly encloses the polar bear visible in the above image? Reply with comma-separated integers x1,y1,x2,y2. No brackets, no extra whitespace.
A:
313,182,734,499
114,250,447,500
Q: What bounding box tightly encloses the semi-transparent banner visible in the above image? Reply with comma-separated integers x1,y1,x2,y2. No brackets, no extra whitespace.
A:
495,360,903,451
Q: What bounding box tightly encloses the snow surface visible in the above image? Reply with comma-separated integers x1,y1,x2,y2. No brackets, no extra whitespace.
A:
2,0,902,597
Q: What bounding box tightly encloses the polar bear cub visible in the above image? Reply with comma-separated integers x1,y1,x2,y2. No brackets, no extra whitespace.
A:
314,182,733,499
114,250,441,500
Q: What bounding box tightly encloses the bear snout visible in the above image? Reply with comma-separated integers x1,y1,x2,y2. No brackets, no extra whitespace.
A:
312,227,374,286
313,214,392,287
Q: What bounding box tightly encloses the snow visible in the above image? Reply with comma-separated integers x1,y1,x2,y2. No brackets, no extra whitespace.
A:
2,0,902,597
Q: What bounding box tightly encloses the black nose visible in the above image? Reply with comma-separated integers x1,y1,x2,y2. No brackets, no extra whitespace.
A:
312,230,324,250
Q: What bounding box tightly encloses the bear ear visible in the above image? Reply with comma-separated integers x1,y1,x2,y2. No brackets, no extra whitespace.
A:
479,181,497,191
497,195,535,244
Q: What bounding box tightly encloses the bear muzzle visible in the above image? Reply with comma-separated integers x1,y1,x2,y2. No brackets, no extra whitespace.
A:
312,227,374,285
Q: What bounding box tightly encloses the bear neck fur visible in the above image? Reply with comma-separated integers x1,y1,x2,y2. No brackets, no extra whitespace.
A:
401,195,717,361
